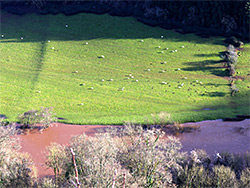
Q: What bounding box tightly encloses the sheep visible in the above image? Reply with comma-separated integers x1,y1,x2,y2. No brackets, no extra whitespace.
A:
135,80,138,82
161,36,164,38
85,42,88,45
48,40,50,42
90,87,94,90
175,50,178,52
52,47,55,50
1,34,4,38
100,55,105,58
181,46,185,48
181,83,184,86
140,40,144,42
101,79,105,82
147,68,150,71
80,103,84,105
131,76,134,78
37,90,41,93
65,24,68,28
75,71,78,73
20,37,23,40
177,68,181,71
160,51,164,53
158,46,161,48
110,79,113,81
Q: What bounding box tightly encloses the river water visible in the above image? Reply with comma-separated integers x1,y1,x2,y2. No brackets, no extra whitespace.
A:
16,119,250,177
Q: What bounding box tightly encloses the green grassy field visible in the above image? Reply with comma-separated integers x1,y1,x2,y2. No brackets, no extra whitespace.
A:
0,11,249,124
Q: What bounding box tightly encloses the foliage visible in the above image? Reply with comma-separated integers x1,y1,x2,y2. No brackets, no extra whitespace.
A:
18,107,56,129
0,125,37,187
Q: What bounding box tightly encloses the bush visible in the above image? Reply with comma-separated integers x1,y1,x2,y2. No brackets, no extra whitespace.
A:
240,168,250,187
212,165,238,188
18,107,56,129
45,124,185,187
0,125,37,187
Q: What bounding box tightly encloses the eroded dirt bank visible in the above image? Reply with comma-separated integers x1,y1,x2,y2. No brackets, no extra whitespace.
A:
16,119,250,178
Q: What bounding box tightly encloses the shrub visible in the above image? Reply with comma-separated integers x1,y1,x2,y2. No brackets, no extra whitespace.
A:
18,107,56,129
0,125,37,187
240,168,250,187
45,124,185,187
212,165,238,188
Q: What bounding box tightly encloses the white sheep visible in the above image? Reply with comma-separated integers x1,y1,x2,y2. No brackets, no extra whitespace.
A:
110,79,113,81
161,36,164,38
85,42,88,45
80,103,84,105
177,68,181,71
101,79,104,82
101,55,105,58
65,24,68,27
20,37,23,40
140,40,144,42
147,68,150,71
52,47,54,49
1,34,4,38
48,40,50,42
135,80,138,82
181,46,185,48
175,50,178,52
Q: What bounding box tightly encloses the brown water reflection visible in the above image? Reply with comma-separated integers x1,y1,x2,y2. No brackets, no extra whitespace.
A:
16,120,250,178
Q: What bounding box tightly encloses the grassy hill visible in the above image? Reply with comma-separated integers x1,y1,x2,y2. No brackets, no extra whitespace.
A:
0,11,249,124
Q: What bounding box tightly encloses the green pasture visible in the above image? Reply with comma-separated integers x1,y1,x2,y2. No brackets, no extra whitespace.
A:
0,11,249,124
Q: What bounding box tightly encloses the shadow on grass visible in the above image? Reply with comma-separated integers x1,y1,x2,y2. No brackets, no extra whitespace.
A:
199,91,226,97
182,59,228,77
0,10,226,46
26,41,47,91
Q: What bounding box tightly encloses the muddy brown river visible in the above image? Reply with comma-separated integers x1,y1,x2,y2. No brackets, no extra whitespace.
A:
16,119,250,178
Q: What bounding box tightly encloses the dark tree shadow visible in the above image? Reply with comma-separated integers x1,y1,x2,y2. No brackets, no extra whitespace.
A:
182,60,228,77
200,92,226,97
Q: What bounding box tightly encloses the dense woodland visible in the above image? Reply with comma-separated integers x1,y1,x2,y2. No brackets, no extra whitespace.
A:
1,0,250,41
